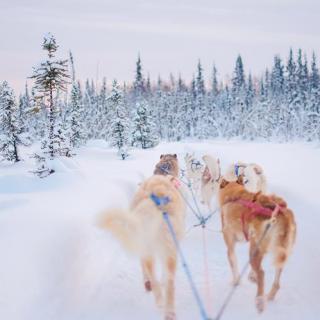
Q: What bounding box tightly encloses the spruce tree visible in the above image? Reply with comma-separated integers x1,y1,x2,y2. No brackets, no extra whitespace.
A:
232,55,246,95
30,33,70,160
132,100,158,149
69,81,86,148
133,54,145,98
211,64,219,96
109,80,130,159
0,81,21,162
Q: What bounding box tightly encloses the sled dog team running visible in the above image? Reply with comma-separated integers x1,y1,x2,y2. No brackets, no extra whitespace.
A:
98,152,296,320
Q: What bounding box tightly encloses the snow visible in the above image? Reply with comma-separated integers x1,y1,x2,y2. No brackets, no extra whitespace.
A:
0,140,319,320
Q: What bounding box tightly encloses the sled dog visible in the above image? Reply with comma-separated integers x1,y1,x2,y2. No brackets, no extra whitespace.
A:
184,153,204,192
98,175,186,320
200,154,221,211
225,162,267,193
218,177,296,312
153,154,179,178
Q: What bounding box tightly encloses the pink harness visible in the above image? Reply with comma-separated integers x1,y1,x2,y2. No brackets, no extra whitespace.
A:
233,199,283,241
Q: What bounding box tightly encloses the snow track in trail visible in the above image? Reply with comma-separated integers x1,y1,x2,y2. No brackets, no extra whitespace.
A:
0,140,319,320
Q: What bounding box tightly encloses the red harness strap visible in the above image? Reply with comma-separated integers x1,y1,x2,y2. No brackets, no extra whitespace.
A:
234,199,282,241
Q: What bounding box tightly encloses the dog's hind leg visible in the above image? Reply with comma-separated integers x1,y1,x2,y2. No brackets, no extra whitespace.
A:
223,231,240,286
142,257,163,307
249,241,266,312
268,267,282,301
163,254,177,320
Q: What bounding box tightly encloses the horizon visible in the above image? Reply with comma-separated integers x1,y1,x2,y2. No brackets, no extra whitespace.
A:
1,0,319,94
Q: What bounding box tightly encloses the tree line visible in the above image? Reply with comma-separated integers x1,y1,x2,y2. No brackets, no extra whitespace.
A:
0,34,319,175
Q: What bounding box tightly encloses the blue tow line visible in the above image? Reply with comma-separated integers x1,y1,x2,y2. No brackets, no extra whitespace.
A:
150,193,211,320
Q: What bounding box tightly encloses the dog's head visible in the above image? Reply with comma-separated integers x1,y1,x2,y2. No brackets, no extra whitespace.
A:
154,154,179,177
220,175,244,189
160,154,178,161
249,163,264,175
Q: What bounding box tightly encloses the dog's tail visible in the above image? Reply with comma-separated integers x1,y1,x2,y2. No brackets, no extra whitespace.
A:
97,209,141,254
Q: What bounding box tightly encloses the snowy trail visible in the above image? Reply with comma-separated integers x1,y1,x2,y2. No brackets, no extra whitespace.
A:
0,140,319,320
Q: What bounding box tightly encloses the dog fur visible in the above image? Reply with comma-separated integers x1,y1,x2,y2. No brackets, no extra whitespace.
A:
218,178,296,312
184,153,204,193
98,175,186,320
153,154,179,178
200,154,221,211
225,162,267,193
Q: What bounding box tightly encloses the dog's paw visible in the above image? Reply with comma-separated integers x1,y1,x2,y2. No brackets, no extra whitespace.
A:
165,311,176,320
232,275,240,286
248,270,257,283
256,296,265,313
144,280,152,292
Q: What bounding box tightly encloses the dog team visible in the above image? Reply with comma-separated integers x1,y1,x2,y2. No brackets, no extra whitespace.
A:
99,152,296,320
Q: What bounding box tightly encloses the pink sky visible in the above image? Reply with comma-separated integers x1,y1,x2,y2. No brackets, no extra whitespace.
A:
1,0,319,93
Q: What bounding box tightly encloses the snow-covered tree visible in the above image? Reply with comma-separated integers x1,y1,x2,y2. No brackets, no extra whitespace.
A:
69,81,86,148
30,33,70,160
211,64,219,96
0,81,21,162
132,100,158,149
109,80,130,159
133,54,145,98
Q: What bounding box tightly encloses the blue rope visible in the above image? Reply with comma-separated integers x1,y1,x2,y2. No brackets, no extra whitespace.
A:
150,194,210,320
154,165,216,227
234,164,239,177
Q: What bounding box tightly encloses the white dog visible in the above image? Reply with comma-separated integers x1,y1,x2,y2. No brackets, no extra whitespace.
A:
184,153,204,193
225,162,267,193
200,154,221,211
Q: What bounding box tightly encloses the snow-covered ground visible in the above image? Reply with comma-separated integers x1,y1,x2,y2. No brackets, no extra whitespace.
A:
0,140,319,320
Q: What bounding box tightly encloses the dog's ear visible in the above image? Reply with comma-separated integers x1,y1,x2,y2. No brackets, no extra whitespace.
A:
160,154,164,159
220,178,229,189
173,154,177,159
236,175,244,185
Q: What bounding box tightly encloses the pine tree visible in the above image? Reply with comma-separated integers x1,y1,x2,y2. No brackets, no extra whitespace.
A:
211,64,219,96
109,80,130,159
232,55,246,95
18,83,33,145
133,54,145,98
69,81,86,148
132,100,158,149
307,52,320,140
285,48,298,106
30,33,70,160
195,60,205,95
271,56,285,97
245,73,254,108
0,81,21,162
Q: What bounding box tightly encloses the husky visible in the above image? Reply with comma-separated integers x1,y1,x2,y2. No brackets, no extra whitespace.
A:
153,154,179,178
200,154,221,211
184,152,204,193
225,162,267,193
98,175,186,320
218,177,296,312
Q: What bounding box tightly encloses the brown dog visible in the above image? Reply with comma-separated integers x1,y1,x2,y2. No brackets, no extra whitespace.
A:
98,175,186,320
219,178,296,312
153,154,179,178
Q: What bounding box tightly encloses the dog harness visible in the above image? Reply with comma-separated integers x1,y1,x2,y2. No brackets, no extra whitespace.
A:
228,199,283,241
150,193,170,207
234,164,245,177
159,162,172,174
191,160,203,172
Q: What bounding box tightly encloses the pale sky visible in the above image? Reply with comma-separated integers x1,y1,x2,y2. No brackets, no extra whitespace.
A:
0,0,319,93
